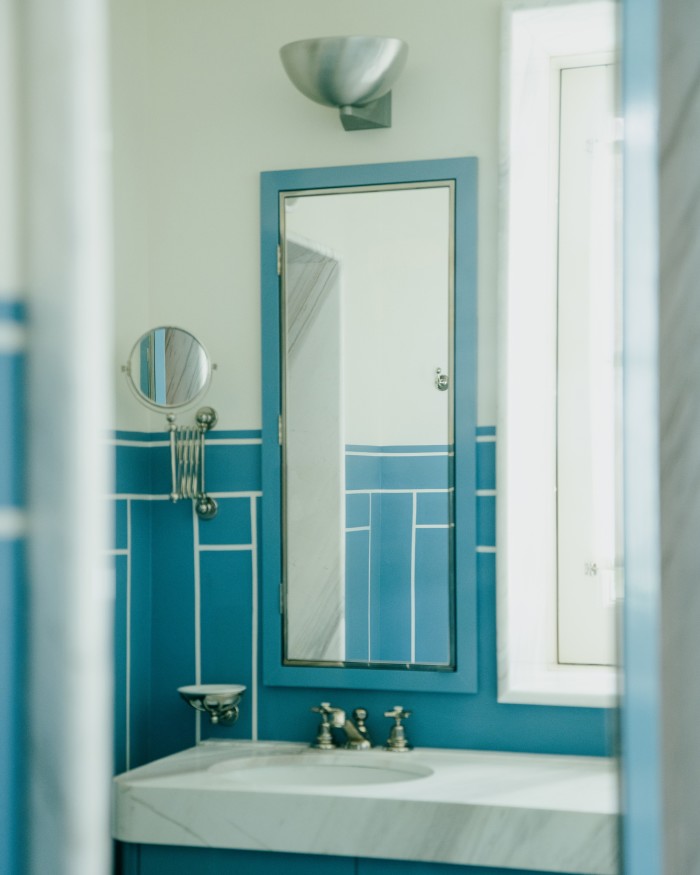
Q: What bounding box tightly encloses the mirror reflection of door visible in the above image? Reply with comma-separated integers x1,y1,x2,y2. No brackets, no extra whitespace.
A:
130,326,210,409
282,184,455,668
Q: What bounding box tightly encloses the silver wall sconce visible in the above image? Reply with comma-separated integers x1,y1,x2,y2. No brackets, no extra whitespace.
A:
279,36,408,131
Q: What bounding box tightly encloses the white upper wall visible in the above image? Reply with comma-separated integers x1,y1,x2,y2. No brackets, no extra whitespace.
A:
286,187,451,446
111,0,501,430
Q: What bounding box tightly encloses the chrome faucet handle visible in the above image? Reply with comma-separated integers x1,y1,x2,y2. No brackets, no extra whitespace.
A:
311,702,345,749
384,705,412,752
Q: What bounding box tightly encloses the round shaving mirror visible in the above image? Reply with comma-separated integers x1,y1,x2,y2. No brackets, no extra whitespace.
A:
124,326,212,411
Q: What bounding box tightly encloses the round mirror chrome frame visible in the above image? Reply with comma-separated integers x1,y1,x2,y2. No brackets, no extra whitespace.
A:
123,325,214,412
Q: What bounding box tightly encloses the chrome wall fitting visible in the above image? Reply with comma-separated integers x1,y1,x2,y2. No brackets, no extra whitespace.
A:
384,705,412,752
167,406,218,519
178,684,246,725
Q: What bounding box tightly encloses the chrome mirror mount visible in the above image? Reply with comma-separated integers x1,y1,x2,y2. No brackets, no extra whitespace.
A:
123,326,219,520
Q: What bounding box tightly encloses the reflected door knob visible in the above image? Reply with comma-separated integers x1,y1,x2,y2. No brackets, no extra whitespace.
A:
435,368,449,391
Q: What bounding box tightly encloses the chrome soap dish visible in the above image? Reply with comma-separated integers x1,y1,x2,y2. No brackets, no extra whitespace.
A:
178,684,246,725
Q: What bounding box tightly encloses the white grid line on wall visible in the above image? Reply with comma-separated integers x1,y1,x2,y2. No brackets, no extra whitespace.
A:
250,496,259,741
111,437,262,448
0,508,27,538
199,544,254,552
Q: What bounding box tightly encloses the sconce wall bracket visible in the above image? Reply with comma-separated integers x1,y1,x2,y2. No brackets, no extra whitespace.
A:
339,93,392,130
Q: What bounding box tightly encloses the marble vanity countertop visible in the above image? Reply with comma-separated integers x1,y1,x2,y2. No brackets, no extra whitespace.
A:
112,740,619,875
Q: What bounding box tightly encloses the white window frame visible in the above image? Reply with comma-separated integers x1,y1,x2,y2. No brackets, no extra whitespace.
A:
497,0,620,707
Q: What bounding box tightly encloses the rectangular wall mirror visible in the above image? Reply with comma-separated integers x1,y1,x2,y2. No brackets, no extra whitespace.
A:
261,158,478,692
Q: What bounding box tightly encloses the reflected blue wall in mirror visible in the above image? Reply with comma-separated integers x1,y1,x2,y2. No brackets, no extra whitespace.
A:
260,158,478,692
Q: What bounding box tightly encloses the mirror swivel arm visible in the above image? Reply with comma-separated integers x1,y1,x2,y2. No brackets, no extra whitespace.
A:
167,406,218,520
166,415,179,502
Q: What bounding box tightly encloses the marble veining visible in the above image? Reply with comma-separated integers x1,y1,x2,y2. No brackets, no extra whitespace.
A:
113,741,619,874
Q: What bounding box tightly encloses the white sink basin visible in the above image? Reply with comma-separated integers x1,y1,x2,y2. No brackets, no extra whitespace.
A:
113,741,620,874
209,753,433,786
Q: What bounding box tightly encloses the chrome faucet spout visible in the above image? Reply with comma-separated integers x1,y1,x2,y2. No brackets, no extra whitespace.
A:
340,708,371,750
310,703,372,750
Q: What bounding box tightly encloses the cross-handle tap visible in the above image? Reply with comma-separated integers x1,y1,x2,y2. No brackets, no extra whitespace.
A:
311,702,345,749
384,705,412,752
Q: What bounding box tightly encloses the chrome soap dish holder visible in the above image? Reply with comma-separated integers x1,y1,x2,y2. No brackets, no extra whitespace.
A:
178,684,246,725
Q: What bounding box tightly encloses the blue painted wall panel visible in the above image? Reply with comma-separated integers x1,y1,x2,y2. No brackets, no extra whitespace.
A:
115,444,154,495
475,440,496,491
114,499,128,550
138,846,356,875
199,548,254,739
206,443,261,493
113,434,612,761
199,497,252,546
347,492,370,528
416,492,451,525
346,450,452,493
133,845,576,875
144,445,172,496
0,354,23,506
113,553,128,775
378,454,451,491
129,500,154,769
346,454,381,491
476,495,496,548
256,549,610,755
0,538,25,875
0,306,25,875
148,499,197,761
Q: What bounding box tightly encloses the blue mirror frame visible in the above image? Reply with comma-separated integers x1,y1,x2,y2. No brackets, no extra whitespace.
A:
261,158,478,692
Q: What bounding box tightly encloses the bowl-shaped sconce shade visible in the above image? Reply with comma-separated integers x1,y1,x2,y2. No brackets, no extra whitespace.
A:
280,36,408,109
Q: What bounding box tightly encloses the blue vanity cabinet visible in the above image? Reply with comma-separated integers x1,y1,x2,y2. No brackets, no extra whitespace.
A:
123,845,585,875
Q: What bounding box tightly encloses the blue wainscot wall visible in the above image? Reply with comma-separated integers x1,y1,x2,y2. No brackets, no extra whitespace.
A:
111,426,614,875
